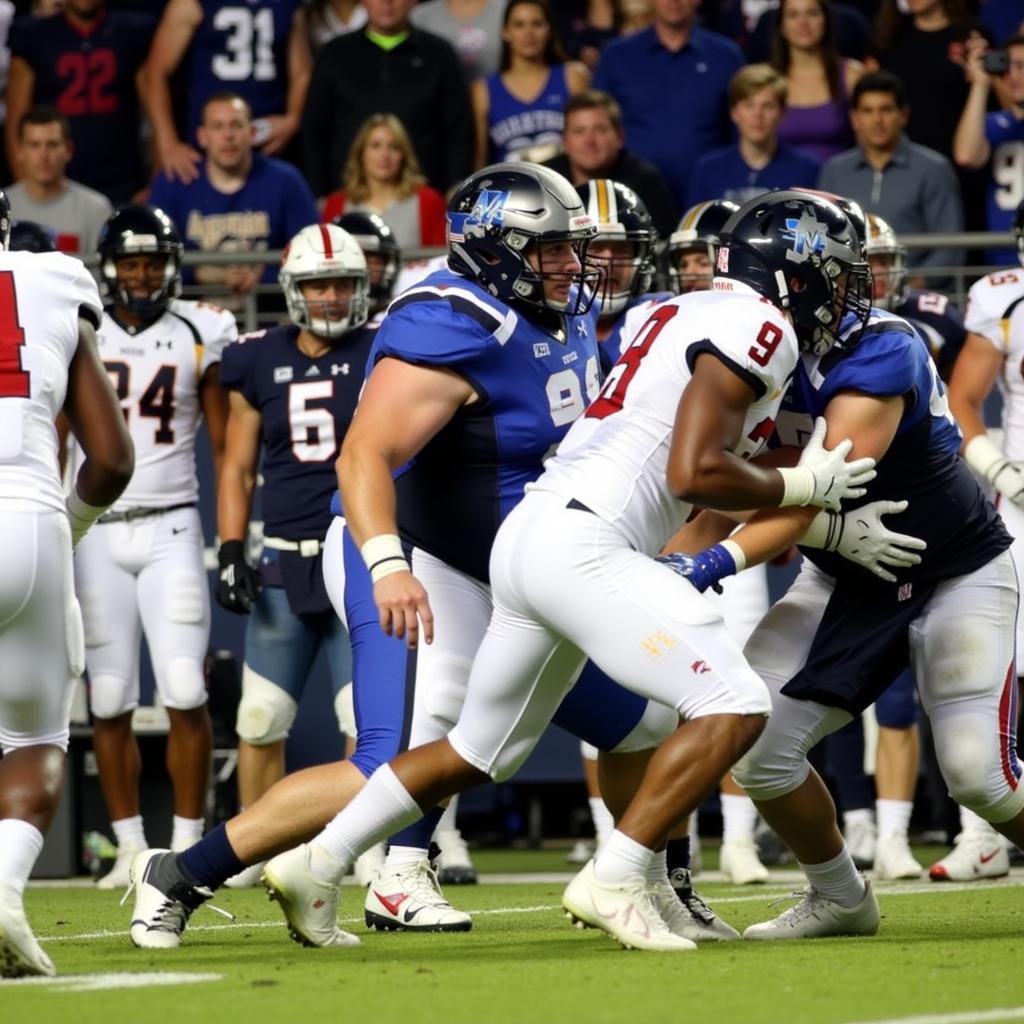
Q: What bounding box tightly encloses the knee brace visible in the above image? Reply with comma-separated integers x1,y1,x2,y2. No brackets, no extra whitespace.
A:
89,673,138,720
335,682,356,739
608,700,678,754
235,666,298,745
158,656,208,711
167,569,206,625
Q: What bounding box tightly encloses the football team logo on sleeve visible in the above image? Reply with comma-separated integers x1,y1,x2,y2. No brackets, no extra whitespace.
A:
783,215,828,264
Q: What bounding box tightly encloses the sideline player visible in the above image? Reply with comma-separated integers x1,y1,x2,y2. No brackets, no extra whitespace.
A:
253,191,879,952
331,212,401,322
71,205,234,888
215,223,375,886
0,188,134,976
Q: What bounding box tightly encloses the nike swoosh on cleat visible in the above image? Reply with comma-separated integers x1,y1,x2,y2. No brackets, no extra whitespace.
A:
979,850,1001,864
373,891,410,916
402,907,423,923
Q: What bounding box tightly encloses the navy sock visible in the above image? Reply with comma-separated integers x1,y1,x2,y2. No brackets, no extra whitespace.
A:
666,837,691,875
388,806,444,852
179,822,246,890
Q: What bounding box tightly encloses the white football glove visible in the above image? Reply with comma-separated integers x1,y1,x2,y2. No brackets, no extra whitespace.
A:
964,434,1024,509
803,499,926,583
778,417,877,511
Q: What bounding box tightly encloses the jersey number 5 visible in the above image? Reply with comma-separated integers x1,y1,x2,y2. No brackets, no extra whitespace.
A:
290,381,336,462
0,272,30,399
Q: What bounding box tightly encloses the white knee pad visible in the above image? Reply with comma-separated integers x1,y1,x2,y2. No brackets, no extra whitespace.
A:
236,666,298,745
422,655,472,734
335,682,356,739
934,721,1024,823
609,700,678,754
89,673,138,720
730,742,812,803
579,741,598,761
159,656,208,711
166,569,206,624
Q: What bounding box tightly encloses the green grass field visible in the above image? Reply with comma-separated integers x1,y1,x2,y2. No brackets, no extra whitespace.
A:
6,849,1024,1024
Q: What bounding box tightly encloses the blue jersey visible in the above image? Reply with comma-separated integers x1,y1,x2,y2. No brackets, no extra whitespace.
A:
485,66,570,163
371,268,601,582
778,308,1010,590
984,110,1024,264
685,142,820,210
599,291,673,372
893,290,966,380
185,0,300,143
219,323,376,538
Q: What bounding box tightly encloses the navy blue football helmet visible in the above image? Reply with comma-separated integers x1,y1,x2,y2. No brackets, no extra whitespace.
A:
717,190,871,355
667,199,740,294
98,204,183,317
331,211,401,313
447,163,599,324
10,220,57,253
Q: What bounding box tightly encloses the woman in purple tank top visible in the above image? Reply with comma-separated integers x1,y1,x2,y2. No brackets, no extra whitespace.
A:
772,0,865,162
471,0,589,168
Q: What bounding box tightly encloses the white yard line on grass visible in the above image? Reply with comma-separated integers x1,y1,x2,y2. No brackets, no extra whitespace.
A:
842,1008,1024,1024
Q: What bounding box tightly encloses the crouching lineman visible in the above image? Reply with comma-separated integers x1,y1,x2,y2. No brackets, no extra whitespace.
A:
214,223,375,886
71,205,234,887
0,188,134,975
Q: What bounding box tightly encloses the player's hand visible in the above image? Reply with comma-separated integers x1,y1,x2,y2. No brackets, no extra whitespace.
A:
656,545,737,594
989,458,1024,509
216,540,261,614
258,114,298,156
159,139,203,184
797,417,877,511
829,500,927,583
374,570,434,648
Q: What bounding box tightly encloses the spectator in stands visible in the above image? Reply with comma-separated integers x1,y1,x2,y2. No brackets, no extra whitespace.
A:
5,0,155,203
556,0,653,71
953,34,1024,264
6,105,111,256
149,91,317,304
472,0,589,167
411,0,506,81
741,2,870,63
543,88,677,236
686,63,820,207
819,71,964,275
771,0,864,161
307,0,367,53
321,113,446,250
980,0,1024,48
139,0,311,185
302,0,472,198
593,0,744,208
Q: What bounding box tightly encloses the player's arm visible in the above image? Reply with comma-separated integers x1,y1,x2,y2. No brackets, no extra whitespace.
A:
338,356,476,648
139,0,203,183
261,8,312,156
5,56,34,180
666,352,875,511
62,319,135,548
199,363,230,485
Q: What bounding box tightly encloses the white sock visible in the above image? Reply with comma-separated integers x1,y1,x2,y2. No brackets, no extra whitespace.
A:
876,799,912,840
843,808,874,831
0,819,44,893
799,848,866,909
170,816,204,853
435,796,459,835
313,764,421,879
644,848,668,885
959,806,997,835
385,845,428,871
721,794,758,844
593,829,654,885
111,815,147,852
589,796,614,846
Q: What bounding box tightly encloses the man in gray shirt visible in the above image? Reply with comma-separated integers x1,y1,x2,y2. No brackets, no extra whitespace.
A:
818,71,964,280
410,0,505,80
6,106,111,259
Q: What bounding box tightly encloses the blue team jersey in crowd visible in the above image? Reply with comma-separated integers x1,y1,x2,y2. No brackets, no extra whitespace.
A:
185,0,301,143
779,309,1010,590
219,323,376,538
364,268,602,582
485,65,570,163
984,111,1024,263
8,10,155,201
685,143,820,210
599,291,673,371
893,290,966,380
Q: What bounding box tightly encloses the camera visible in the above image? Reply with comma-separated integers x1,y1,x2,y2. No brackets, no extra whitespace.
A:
983,49,1010,76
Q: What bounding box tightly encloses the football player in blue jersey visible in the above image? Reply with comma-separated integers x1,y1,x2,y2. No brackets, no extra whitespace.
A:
666,219,1023,939
213,223,374,886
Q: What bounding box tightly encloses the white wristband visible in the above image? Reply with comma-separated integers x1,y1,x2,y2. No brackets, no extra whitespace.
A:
800,509,842,552
720,538,747,573
964,433,1007,484
360,533,409,584
777,466,815,507
65,486,108,548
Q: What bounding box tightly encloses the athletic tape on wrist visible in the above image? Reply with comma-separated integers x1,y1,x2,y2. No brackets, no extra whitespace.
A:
360,534,409,584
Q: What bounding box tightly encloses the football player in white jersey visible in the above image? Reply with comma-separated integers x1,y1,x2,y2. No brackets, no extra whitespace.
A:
70,205,235,888
0,187,134,976
941,197,1024,880
257,191,879,952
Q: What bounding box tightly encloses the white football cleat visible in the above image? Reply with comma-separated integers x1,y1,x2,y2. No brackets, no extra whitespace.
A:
352,842,386,887
873,833,922,881
97,844,147,890
127,849,229,949
929,828,1009,882
223,860,267,889
843,818,876,870
652,875,739,941
720,837,770,884
743,879,880,940
262,845,360,948
566,839,596,865
0,882,54,978
562,861,697,951
364,859,472,932
435,828,478,885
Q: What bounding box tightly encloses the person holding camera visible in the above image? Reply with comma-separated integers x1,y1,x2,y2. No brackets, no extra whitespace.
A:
954,34,1024,264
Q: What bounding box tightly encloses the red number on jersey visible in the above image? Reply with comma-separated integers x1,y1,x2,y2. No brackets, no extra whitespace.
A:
990,271,1020,287
748,321,783,367
0,271,30,399
56,50,118,116
586,304,679,420
746,417,775,447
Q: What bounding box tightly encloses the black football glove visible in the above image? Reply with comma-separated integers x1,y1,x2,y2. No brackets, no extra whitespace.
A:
216,540,261,614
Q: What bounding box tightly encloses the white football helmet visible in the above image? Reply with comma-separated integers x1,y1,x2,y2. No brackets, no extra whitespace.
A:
865,213,907,311
279,224,370,338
